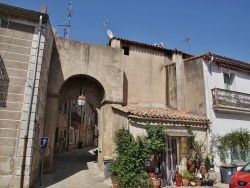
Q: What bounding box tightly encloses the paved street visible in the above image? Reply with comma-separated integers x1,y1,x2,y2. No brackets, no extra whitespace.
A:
32,146,229,188
33,147,112,188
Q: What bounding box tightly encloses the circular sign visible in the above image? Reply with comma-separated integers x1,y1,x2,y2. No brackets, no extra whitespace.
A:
39,146,49,157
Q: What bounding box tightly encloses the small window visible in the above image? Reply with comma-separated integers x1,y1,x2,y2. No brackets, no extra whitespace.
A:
122,46,129,56
223,72,234,90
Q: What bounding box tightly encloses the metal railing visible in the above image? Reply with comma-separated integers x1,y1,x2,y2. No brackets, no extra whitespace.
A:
212,88,250,110
230,147,250,165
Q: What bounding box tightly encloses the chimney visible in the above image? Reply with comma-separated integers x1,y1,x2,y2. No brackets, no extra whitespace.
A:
172,50,185,111
41,4,47,13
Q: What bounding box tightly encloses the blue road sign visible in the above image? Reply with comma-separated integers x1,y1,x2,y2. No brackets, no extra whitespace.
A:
40,137,49,146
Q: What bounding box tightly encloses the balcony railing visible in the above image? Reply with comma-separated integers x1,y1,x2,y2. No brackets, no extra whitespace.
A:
212,88,250,112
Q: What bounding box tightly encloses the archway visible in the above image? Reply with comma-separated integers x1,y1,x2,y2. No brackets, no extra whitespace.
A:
55,75,104,154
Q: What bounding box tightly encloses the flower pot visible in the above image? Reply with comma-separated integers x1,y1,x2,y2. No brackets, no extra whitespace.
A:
175,175,182,182
195,180,202,186
176,180,182,187
195,159,200,166
201,180,207,186
207,180,214,186
190,181,196,186
200,167,206,174
151,178,161,188
187,160,193,166
149,173,155,178
112,181,118,188
182,179,190,187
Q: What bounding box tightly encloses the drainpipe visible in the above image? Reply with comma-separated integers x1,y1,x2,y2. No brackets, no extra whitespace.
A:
20,15,43,188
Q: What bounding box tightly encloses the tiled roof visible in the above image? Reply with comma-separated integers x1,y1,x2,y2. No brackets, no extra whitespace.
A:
112,105,209,123
109,37,193,59
0,3,49,23
184,52,250,72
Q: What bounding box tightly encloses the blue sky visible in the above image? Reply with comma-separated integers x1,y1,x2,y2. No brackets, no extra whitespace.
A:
2,0,250,62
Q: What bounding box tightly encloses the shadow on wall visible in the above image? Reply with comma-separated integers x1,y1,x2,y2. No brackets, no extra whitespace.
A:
214,111,250,121
123,72,128,105
0,55,9,108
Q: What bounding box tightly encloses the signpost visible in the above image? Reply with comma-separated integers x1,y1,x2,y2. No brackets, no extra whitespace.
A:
40,137,49,146
39,137,49,186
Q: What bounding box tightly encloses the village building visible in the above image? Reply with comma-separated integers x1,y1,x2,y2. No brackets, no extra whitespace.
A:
0,2,250,188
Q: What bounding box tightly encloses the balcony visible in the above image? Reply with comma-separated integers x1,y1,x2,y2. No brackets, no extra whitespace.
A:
212,88,250,113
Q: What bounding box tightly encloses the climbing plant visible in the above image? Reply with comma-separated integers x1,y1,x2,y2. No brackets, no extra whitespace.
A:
211,128,250,164
110,124,168,188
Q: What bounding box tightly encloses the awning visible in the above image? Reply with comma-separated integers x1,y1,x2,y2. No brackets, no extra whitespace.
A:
167,132,193,137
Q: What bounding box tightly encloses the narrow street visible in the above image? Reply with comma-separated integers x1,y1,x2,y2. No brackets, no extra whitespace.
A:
33,147,112,188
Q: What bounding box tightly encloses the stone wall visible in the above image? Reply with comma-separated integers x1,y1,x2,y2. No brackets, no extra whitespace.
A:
0,11,54,187
0,18,34,187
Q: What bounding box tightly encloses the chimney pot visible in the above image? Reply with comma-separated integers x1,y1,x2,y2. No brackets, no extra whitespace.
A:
41,4,47,13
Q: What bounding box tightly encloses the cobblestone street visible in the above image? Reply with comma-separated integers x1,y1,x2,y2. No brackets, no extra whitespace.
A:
33,147,112,188
32,146,229,188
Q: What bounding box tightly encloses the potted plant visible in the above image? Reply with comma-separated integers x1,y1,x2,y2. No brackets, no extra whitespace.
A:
195,172,203,186
151,177,161,188
182,170,193,186
206,178,214,186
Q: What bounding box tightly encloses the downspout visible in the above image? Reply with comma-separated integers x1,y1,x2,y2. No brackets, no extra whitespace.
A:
21,15,43,188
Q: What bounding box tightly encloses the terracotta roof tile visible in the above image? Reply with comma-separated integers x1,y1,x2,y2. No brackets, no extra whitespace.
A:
112,105,209,123
109,37,193,59
184,52,250,72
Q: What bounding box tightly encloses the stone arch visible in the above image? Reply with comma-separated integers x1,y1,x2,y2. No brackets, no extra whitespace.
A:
43,38,124,172
58,74,105,109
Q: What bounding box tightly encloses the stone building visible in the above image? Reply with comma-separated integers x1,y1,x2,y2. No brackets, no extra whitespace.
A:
1,2,250,188
0,3,53,187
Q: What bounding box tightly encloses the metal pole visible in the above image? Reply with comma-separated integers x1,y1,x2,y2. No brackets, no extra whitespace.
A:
21,15,43,188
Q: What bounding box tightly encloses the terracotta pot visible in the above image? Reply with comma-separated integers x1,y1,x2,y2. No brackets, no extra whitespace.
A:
195,180,202,186
182,179,189,187
151,178,161,188
175,175,182,182
112,181,118,188
187,160,193,166
176,180,182,187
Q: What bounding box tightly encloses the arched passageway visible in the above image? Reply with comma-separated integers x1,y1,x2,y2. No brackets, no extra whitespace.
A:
54,75,104,154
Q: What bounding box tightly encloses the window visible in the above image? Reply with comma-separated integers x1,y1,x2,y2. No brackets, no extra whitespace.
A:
224,73,232,90
122,46,129,56
223,72,235,103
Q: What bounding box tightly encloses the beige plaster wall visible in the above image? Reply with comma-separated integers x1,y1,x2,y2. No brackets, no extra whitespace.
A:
122,45,171,107
184,58,207,116
166,64,177,108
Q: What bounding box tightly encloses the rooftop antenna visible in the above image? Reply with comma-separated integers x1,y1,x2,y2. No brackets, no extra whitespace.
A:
181,36,190,53
58,1,73,39
102,20,114,39
102,20,110,29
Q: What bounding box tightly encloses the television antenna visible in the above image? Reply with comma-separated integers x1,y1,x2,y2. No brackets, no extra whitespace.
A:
102,20,110,29
181,36,190,53
58,1,73,39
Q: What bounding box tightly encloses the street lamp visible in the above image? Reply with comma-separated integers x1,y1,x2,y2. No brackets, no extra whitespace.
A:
78,87,86,106
78,87,86,148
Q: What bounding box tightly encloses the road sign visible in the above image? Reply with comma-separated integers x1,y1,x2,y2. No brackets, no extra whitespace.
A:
39,146,49,157
40,137,49,146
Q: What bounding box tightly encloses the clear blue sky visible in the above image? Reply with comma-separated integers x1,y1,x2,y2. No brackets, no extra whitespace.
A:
2,0,250,62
